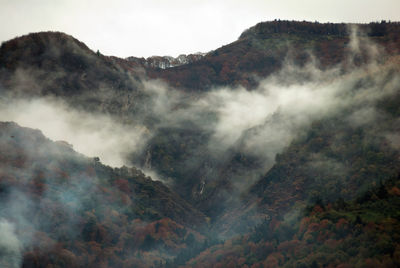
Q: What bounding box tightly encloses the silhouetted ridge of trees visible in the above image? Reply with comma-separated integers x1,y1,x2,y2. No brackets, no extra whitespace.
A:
239,20,400,39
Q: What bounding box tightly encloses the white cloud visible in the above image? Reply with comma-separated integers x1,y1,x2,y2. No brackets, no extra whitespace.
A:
0,219,22,268
0,98,148,167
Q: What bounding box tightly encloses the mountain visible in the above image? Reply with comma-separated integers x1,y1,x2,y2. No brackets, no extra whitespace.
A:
3,21,400,96
0,32,141,95
131,21,400,223
1,20,400,267
185,176,400,267
0,121,208,267
126,53,205,69
147,20,400,91
0,31,150,124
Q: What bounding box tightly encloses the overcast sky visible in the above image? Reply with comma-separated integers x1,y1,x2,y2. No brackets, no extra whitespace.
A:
1,0,400,58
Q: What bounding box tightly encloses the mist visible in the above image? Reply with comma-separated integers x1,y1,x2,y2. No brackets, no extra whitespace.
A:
1,23,400,267
0,97,148,167
0,219,22,268
1,27,398,204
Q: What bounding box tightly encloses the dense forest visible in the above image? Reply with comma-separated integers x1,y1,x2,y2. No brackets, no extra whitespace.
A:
1,20,400,267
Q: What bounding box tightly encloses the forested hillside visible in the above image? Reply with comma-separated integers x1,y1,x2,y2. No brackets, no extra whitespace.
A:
1,20,400,267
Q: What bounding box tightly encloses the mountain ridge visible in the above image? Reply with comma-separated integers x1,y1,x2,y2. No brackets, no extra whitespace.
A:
1,20,400,267
2,20,400,92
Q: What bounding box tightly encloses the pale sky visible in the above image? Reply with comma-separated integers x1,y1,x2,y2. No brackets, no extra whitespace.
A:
1,0,400,58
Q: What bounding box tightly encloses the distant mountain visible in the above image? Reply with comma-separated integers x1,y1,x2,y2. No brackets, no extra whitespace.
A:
126,53,205,69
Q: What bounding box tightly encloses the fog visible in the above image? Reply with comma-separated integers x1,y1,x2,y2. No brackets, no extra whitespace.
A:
0,97,148,167
1,24,400,266
0,219,22,268
1,27,398,194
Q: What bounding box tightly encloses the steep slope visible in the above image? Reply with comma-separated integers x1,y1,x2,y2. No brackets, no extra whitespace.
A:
2,22,400,224
0,32,147,121
164,58,400,268
138,56,400,228
184,177,400,267
0,121,207,267
127,21,400,219
2,20,400,267
247,57,400,215
147,20,400,91
3,21,400,97
207,57,400,237
0,32,140,95
1,20,400,234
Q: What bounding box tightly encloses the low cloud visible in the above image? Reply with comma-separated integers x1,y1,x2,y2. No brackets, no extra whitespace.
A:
1,27,399,220
0,219,22,268
0,97,148,167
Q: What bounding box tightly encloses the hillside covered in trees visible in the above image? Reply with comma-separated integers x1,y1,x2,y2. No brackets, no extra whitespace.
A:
1,20,400,267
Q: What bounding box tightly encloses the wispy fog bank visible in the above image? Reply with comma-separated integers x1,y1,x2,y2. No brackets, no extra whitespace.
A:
0,98,148,167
